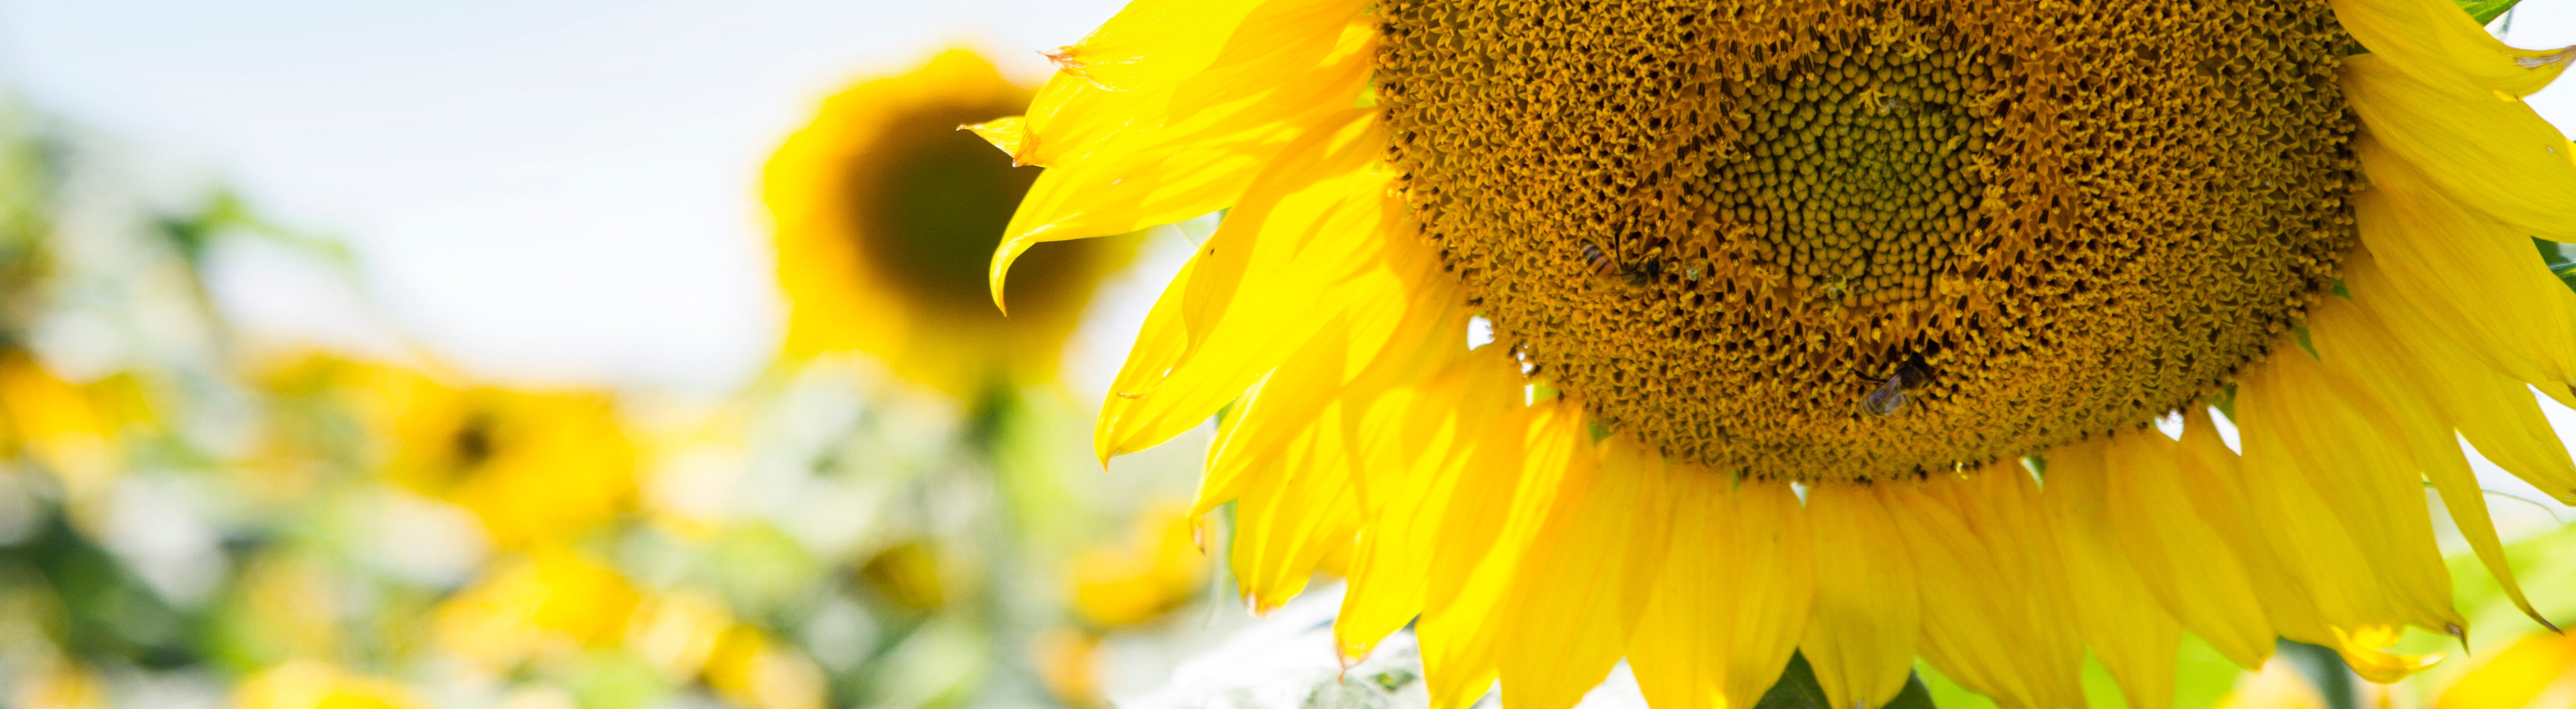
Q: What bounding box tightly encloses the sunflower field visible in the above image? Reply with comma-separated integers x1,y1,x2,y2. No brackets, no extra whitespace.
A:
2,1,2576,709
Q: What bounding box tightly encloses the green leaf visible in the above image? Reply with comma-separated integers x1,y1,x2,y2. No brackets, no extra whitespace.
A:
2453,0,2523,25
2534,238,2576,293
1756,652,1939,709
2277,640,2361,709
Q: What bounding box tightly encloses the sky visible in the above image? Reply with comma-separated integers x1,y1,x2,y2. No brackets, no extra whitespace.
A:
0,0,2571,398
0,0,1133,394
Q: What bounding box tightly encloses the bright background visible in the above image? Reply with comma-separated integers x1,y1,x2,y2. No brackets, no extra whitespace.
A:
0,0,1134,395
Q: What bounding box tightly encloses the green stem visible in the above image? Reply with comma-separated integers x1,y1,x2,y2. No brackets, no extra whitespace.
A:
2277,639,2361,709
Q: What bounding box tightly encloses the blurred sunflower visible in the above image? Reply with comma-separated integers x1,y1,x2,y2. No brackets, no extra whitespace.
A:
354,364,635,549
2432,630,2576,709
2216,663,2333,709
1039,503,1209,709
13,663,104,709
978,1,2576,709
701,625,828,709
431,548,639,671
1067,501,1206,630
234,661,424,709
0,351,141,504
767,49,1137,399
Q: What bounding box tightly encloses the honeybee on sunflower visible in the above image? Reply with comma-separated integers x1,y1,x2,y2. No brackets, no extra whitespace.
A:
971,1,2576,708
767,49,1135,400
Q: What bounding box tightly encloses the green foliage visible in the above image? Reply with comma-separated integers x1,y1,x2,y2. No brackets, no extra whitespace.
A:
154,189,353,268
1757,652,1938,709
2537,239,2576,292
0,511,209,669
1916,636,2245,709
2453,0,2524,25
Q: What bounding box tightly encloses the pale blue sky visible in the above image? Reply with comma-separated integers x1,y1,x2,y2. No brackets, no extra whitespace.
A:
0,0,1131,392
0,0,2570,397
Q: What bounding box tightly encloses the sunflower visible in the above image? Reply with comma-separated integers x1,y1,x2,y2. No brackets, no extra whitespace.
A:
233,661,425,709
2433,629,2576,708
767,49,1137,398
1068,501,1209,630
0,351,138,503
338,361,635,550
976,0,2576,708
430,548,640,671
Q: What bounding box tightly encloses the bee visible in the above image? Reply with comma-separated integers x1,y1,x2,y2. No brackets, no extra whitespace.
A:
1860,373,1907,417
1582,243,1662,287
1860,359,1932,417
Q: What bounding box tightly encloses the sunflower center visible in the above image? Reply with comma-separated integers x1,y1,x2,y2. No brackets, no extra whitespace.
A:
1379,0,2360,481
856,104,1094,319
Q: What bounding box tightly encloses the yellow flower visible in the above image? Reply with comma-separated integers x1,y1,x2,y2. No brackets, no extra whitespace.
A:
352,362,635,549
1033,628,1107,709
702,625,827,709
766,49,1137,398
431,549,640,670
980,1,2576,709
2216,663,2331,709
2435,631,2576,709
859,538,956,613
14,663,104,709
628,591,737,680
235,661,425,709
1069,501,1208,629
0,350,137,500
223,553,347,665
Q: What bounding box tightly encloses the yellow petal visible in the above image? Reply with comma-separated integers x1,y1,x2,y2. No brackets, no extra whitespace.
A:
963,116,1029,164
2170,408,2339,648
1494,435,1676,709
2328,626,2443,684
2351,136,2576,498
1040,0,1364,93
1799,482,1920,709
1335,352,1520,661
2096,427,2278,669
990,12,1375,290
2238,319,2460,639
1197,322,1363,518
1420,403,1588,709
1628,479,1814,709
2298,297,2479,635
2311,272,2558,631
2331,0,2574,98
2352,135,2576,389
2342,54,2576,242
1898,471,2086,709
1097,255,1198,463
1227,400,1361,613
1093,113,1398,458
1016,0,1364,167
2041,442,2186,709
2164,407,2359,652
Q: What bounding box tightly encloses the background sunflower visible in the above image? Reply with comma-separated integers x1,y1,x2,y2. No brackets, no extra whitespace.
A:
767,49,1138,401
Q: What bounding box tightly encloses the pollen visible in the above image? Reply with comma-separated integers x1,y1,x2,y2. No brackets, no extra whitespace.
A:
1378,0,2360,481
